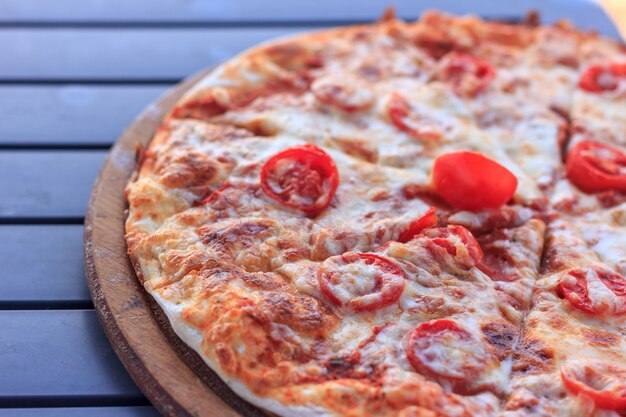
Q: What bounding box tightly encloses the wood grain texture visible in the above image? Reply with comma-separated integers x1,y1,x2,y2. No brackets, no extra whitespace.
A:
0,28,299,81
0,225,89,303
0,151,106,218
0,310,144,400
85,70,269,417
0,86,167,145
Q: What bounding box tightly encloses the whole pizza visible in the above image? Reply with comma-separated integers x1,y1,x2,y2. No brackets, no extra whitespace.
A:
124,10,626,417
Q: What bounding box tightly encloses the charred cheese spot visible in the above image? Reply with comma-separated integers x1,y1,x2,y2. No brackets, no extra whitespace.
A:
481,321,518,360
310,230,362,261
546,312,569,331
198,218,274,246
319,351,384,382
197,219,306,272
261,42,324,71
171,95,227,119
332,137,379,163
201,182,269,217
161,249,212,279
581,327,620,347
157,151,222,189
311,73,375,112
238,271,288,290
412,12,478,58
254,291,338,336
512,338,555,375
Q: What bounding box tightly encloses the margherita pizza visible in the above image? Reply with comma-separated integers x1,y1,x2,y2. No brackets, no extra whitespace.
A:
125,10,626,417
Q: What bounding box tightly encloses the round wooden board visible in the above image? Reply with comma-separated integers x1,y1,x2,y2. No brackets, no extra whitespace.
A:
84,70,270,417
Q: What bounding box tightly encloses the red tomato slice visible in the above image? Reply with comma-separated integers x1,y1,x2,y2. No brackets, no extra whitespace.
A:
439,52,496,97
406,319,489,388
579,63,626,93
397,207,438,243
421,225,484,269
566,140,626,194
561,360,626,410
558,267,626,315
318,252,406,312
260,144,339,215
433,151,518,211
387,92,443,141
311,73,374,112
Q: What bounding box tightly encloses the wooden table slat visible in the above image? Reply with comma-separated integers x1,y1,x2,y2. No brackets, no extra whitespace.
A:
0,11,620,82
0,151,107,218
0,86,167,146
0,407,159,417
0,310,143,399
0,28,300,81
0,225,89,304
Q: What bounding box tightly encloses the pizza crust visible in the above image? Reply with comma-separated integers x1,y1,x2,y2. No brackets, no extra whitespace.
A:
151,291,333,417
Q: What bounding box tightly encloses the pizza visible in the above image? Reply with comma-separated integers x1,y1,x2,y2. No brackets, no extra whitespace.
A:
124,9,626,417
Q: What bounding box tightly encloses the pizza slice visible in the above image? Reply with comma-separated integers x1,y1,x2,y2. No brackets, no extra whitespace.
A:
549,33,626,214
412,11,580,201
569,32,626,150
168,217,545,416
504,217,626,416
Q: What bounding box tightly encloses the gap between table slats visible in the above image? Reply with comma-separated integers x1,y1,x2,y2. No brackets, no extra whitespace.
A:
0,310,146,401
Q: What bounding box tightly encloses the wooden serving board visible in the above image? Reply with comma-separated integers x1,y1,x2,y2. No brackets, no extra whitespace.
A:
84,70,270,417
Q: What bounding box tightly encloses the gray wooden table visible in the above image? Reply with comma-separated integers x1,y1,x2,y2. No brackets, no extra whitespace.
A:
0,1,616,416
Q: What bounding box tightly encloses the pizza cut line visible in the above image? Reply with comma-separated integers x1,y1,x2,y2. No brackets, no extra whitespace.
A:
125,10,626,417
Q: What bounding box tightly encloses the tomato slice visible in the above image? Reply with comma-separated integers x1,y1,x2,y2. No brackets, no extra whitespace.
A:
311,73,374,112
558,267,626,315
397,207,438,243
566,140,626,194
561,360,626,410
318,252,406,312
439,52,496,97
260,144,339,215
387,92,443,141
406,319,490,390
579,63,626,93
421,225,483,270
433,151,518,211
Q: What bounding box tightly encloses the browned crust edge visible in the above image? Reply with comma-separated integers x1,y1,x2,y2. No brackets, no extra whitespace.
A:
84,68,271,417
